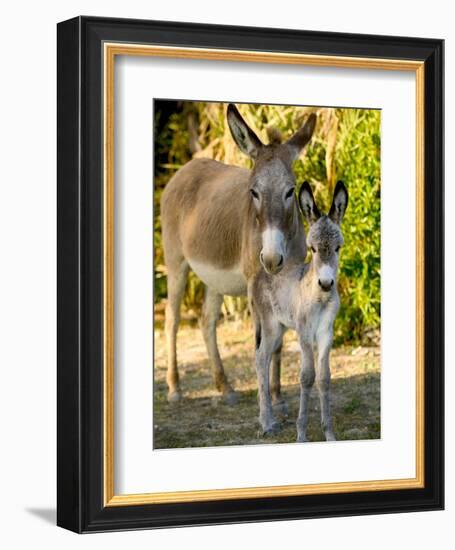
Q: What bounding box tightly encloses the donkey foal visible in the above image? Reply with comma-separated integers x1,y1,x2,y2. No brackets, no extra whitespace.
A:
252,181,348,440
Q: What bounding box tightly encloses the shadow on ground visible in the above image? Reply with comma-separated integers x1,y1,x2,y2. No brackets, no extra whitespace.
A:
153,323,380,449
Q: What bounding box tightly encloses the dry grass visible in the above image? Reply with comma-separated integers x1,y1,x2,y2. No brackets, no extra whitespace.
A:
153,322,380,449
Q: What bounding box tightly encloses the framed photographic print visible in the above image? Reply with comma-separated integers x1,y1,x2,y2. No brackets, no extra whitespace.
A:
57,16,444,533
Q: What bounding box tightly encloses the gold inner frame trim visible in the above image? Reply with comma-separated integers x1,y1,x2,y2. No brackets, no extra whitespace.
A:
103,43,425,507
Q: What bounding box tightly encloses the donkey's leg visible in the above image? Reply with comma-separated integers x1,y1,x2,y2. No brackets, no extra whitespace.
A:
200,287,237,406
270,338,289,417
165,260,189,403
270,342,283,403
316,332,336,441
255,320,282,436
296,340,315,442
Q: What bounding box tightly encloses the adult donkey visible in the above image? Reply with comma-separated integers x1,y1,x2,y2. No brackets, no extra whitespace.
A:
161,104,316,413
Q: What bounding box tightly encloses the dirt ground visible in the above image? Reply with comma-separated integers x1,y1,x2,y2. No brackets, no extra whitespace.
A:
153,321,380,449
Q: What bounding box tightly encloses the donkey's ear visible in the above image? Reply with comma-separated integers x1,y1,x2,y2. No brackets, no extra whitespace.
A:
286,112,317,161
329,181,349,225
227,104,263,159
299,181,320,224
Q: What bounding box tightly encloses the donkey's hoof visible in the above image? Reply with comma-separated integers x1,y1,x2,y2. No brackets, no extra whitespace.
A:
167,390,182,404
272,399,289,418
260,422,282,438
325,432,337,442
296,434,309,443
223,390,238,407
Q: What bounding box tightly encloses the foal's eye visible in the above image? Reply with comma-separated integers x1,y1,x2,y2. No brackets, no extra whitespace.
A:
250,189,259,200
285,187,295,200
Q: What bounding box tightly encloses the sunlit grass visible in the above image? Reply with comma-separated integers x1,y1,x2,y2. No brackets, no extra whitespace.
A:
153,322,380,449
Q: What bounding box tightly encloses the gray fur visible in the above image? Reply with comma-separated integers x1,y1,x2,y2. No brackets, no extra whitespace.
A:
161,105,317,404
251,181,348,439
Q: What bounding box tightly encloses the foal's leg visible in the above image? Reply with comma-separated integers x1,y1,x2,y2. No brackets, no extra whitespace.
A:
270,337,289,417
316,329,336,441
164,260,189,403
200,287,237,405
296,339,315,442
255,320,282,435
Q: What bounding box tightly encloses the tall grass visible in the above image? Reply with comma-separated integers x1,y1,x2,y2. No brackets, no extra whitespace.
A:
154,101,381,345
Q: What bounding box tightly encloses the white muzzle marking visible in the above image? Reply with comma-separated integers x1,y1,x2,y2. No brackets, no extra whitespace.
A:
318,264,335,286
260,227,286,273
261,227,285,259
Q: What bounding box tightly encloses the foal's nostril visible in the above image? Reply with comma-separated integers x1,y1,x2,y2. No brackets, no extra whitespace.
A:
260,252,264,263
277,255,284,268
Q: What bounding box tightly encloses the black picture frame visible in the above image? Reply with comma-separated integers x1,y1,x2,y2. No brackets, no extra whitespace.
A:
57,16,444,533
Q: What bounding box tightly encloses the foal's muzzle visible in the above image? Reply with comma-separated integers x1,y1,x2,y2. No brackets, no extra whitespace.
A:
318,278,334,292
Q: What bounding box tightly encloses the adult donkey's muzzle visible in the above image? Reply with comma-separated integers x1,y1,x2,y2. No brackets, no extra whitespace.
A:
260,227,286,274
260,251,284,274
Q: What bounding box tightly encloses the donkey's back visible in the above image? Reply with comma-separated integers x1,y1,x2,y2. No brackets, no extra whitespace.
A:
161,157,250,215
161,157,252,278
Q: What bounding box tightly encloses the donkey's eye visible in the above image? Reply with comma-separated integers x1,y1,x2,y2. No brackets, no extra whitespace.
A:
335,246,340,253
250,189,259,200
311,246,316,253
285,187,295,200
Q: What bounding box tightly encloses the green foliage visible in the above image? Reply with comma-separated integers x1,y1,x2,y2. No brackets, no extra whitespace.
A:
334,109,381,344
293,108,381,344
154,102,381,344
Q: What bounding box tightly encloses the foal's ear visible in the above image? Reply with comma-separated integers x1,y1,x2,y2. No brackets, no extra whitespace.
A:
299,181,321,224
227,104,263,159
329,181,349,225
286,112,317,161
